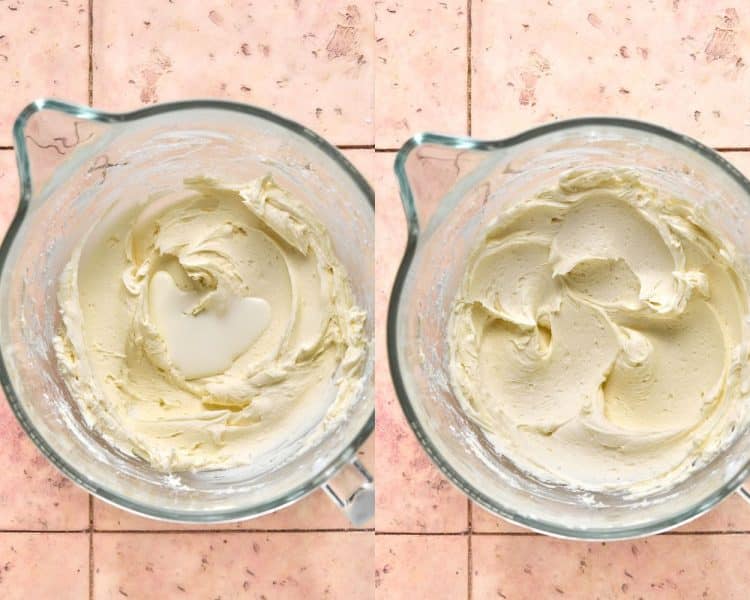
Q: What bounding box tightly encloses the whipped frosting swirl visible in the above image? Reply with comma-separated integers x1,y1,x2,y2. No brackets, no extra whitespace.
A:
449,169,750,495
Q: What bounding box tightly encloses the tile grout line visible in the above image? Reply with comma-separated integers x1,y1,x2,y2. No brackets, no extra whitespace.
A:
87,0,93,106
0,528,372,534
467,533,473,600
467,500,473,600
0,529,90,534
92,528,375,534
89,496,94,600
466,3,473,596
375,531,469,536
370,0,375,151
87,3,93,597
466,0,472,137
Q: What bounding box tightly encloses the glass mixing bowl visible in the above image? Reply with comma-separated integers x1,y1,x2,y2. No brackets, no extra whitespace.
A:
389,118,750,539
0,99,373,523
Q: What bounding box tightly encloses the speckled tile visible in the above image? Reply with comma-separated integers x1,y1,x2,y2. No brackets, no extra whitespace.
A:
374,0,467,148
375,534,467,599
0,533,88,600
0,392,90,530
94,435,374,531
723,149,750,174
0,150,19,236
677,491,750,532
0,1,89,147
374,151,468,532
92,0,374,145
471,503,530,534
472,534,750,598
472,2,750,146
93,531,373,599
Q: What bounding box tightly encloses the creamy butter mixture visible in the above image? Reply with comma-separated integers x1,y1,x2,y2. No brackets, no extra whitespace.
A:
449,169,750,494
54,176,367,471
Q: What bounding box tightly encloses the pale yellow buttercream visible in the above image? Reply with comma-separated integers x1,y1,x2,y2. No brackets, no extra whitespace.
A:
54,175,367,471
449,168,750,495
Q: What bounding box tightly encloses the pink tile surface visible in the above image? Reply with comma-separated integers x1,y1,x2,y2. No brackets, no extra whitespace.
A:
0,151,19,235
472,534,750,599
0,533,88,600
724,149,750,173
472,504,529,534
375,534,467,599
5,2,750,599
678,491,750,532
92,0,374,145
94,531,373,599
374,151,468,532
0,390,89,530
375,0,467,148
472,2,750,146
0,1,89,147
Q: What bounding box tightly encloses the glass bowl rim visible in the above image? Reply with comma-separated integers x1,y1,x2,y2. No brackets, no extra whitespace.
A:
388,116,750,540
0,97,374,523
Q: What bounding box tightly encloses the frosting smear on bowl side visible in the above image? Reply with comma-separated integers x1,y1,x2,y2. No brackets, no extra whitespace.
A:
449,168,750,495
54,175,367,472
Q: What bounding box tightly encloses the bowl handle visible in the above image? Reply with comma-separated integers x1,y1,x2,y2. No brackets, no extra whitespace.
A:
394,133,492,236
12,99,114,214
322,457,374,526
